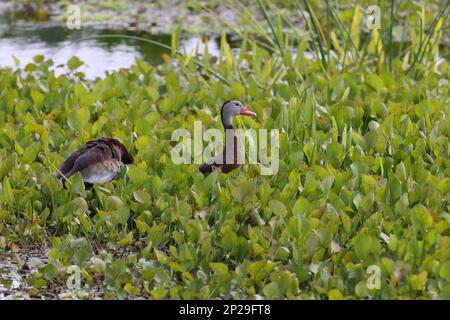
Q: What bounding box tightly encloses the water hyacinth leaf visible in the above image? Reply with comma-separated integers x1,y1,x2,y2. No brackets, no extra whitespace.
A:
440,261,450,280
0,153,16,180
411,205,433,232
133,190,151,205
103,196,125,210
154,269,170,283
209,263,228,275
128,165,150,187
221,227,237,251
33,55,44,64
263,282,280,299
365,73,385,92
269,199,287,217
355,281,368,298
151,286,168,299
41,264,58,281
106,259,128,280
12,55,20,66
353,233,381,260
2,177,15,205
328,289,344,300
67,56,84,70
70,173,85,195
67,107,90,131
0,3,448,299
231,180,256,204
292,197,310,216
31,89,45,108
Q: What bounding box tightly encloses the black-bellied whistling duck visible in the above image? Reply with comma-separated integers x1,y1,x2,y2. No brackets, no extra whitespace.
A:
57,137,134,188
200,100,256,176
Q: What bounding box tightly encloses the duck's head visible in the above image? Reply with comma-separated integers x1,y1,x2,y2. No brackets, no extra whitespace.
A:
120,145,134,165
107,138,134,164
221,100,256,129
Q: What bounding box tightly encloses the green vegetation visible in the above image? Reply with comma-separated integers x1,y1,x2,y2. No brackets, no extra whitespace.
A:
0,1,449,299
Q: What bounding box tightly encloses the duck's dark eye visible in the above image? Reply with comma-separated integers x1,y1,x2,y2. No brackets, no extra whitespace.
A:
235,103,239,106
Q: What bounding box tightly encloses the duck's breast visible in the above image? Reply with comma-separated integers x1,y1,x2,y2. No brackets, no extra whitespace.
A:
81,160,122,184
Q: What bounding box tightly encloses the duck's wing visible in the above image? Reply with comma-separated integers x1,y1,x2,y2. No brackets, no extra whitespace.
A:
57,148,85,179
199,141,243,176
65,143,117,177
58,138,130,186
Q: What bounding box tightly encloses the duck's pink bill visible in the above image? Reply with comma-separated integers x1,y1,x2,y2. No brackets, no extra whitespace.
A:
240,106,257,117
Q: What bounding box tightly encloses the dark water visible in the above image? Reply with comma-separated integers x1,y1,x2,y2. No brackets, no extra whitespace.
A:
0,19,221,79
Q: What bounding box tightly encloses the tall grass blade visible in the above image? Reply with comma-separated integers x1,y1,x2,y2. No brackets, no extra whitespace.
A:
257,0,284,56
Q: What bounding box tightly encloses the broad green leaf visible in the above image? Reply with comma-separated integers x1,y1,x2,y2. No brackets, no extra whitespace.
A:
366,73,385,92
209,262,229,275
67,56,84,70
353,233,373,260
67,107,90,131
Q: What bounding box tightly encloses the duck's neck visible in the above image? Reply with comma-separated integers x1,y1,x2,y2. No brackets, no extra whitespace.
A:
223,122,234,130
221,109,234,130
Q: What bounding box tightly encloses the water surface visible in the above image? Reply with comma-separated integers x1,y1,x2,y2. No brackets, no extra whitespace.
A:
0,18,221,79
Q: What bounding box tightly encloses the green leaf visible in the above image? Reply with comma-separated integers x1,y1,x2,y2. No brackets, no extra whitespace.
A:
31,89,45,108
411,205,433,231
209,262,229,275
328,289,344,300
389,174,402,201
439,261,450,280
2,177,15,205
221,227,237,251
171,24,181,55
33,55,44,64
263,282,280,299
151,286,168,299
231,180,256,204
133,190,151,205
292,197,310,216
67,56,84,70
355,281,368,298
70,172,85,195
67,107,90,131
154,270,170,283
269,200,287,217
41,264,58,281
220,31,233,68
353,233,373,260
366,73,385,92
12,55,20,66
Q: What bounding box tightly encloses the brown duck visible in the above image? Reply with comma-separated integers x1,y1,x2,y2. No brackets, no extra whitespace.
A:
57,137,134,188
200,100,256,176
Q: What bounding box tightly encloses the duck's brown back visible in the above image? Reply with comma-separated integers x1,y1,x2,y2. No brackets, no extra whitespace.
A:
57,137,133,184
